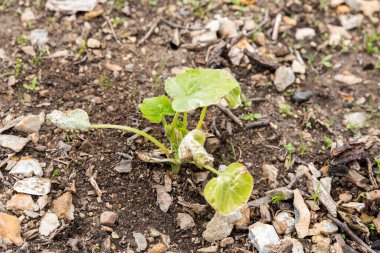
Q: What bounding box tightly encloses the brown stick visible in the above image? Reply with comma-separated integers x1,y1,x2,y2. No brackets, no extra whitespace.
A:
327,214,376,253
127,127,152,143
334,234,360,253
104,16,122,46
367,158,378,189
245,118,270,129
137,20,160,46
215,104,243,127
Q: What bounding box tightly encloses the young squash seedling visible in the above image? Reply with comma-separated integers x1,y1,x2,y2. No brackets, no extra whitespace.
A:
47,68,254,215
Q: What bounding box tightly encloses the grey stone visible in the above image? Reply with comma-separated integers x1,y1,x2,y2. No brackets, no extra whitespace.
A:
295,28,316,40
291,91,313,103
274,66,295,92
0,135,29,152
114,160,132,173
133,232,147,252
313,220,338,235
344,112,368,127
125,63,135,73
176,213,195,230
342,202,365,212
29,29,49,46
100,211,118,225
155,186,172,213
249,222,280,253
274,212,295,235
87,38,101,48
262,164,278,189
46,0,97,12
291,60,306,74
339,14,363,30
14,177,51,196
334,73,362,85
13,112,45,133
202,211,242,242
10,159,43,177
39,213,60,236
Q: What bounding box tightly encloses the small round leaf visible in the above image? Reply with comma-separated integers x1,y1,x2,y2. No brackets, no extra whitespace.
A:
139,95,175,123
165,68,240,112
204,163,253,215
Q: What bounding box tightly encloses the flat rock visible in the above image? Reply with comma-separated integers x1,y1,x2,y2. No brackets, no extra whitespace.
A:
14,177,51,196
334,73,362,85
14,112,45,133
197,246,218,253
0,212,23,246
291,91,313,103
87,38,101,48
192,31,217,45
39,213,60,236
0,135,29,152
114,160,132,173
274,66,295,92
29,29,49,46
202,210,242,242
293,189,310,239
219,18,238,38
292,60,306,74
6,193,34,211
105,62,123,72
342,202,365,212
155,185,172,213
262,164,278,188
313,220,338,235
344,112,368,127
133,232,147,252
10,158,43,177
21,46,36,57
311,235,330,253
177,213,195,230
151,242,167,253
339,14,363,30
46,0,97,12
249,222,280,253
295,28,316,40
273,211,295,235
100,211,118,225
53,192,74,220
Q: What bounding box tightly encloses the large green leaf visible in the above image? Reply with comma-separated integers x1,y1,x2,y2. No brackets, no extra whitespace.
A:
165,68,240,112
139,95,175,123
224,87,242,109
204,163,253,215
47,109,90,130
178,129,214,168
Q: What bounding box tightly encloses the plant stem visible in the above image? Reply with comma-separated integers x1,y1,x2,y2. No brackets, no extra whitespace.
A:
196,106,207,130
90,124,170,157
203,165,222,176
183,112,188,128
170,112,181,149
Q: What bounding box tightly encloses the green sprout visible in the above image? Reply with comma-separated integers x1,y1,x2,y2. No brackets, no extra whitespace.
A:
324,136,333,149
363,31,380,54
15,57,23,77
242,113,263,122
279,103,294,117
51,169,59,178
99,75,110,89
271,192,286,204
320,54,332,68
46,68,253,216
113,0,125,8
16,37,29,45
23,77,38,91
319,0,329,12
241,92,252,107
370,223,376,231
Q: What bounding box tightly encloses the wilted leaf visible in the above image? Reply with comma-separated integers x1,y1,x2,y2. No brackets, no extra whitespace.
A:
47,109,90,130
178,129,214,168
165,68,240,112
139,95,175,123
204,163,253,215
137,150,175,164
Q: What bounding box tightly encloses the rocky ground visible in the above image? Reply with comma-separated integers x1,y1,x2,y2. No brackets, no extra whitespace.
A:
1,0,380,252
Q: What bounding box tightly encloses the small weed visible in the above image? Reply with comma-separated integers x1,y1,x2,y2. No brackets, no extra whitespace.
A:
300,141,308,156
148,0,157,5
279,103,294,117
0,0,14,10
15,57,22,77
306,121,312,129
370,223,376,231
311,182,321,203
319,0,329,12
241,93,252,107
114,0,125,8
99,75,110,89
26,21,34,29
320,54,332,68
51,169,59,178
307,53,317,66
76,41,87,58
324,136,333,149
111,17,123,28
285,143,295,156
348,123,358,135
271,192,286,204
363,31,380,54
16,37,29,45
242,113,262,122
23,77,38,91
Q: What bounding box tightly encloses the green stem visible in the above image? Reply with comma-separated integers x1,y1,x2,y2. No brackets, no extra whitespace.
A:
170,112,180,148
183,112,188,128
196,106,207,130
203,165,222,176
90,124,170,157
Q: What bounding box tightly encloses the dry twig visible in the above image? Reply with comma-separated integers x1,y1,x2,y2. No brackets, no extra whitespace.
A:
138,20,160,46
327,214,376,253
105,16,122,46
127,127,152,143
367,158,378,189
215,104,243,127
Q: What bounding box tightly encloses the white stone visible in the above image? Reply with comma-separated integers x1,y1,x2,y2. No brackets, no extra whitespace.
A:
293,189,310,239
320,177,332,195
249,222,280,253
274,66,295,92
295,28,316,40
344,112,368,127
342,202,366,212
219,18,238,38
46,0,97,12
339,15,363,30
87,38,101,48
14,177,51,196
206,20,220,32
292,60,306,74
21,8,35,22
334,73,362,85
262,164,278,188
39,213,60,236
155,186,172,213
29,29,49,46
202,210,242,242
133,232,147,252
274,212,295,235
177,213,195,230
313,220,338,235
0,135,29,152
10,159,43,177
192,31,217,45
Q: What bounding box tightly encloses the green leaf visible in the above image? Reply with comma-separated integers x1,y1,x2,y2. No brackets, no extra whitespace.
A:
224,87,242,109
139,95,175,123
204,163,253,215
178,129,214,168
165,68,240,112
47,109,91,130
